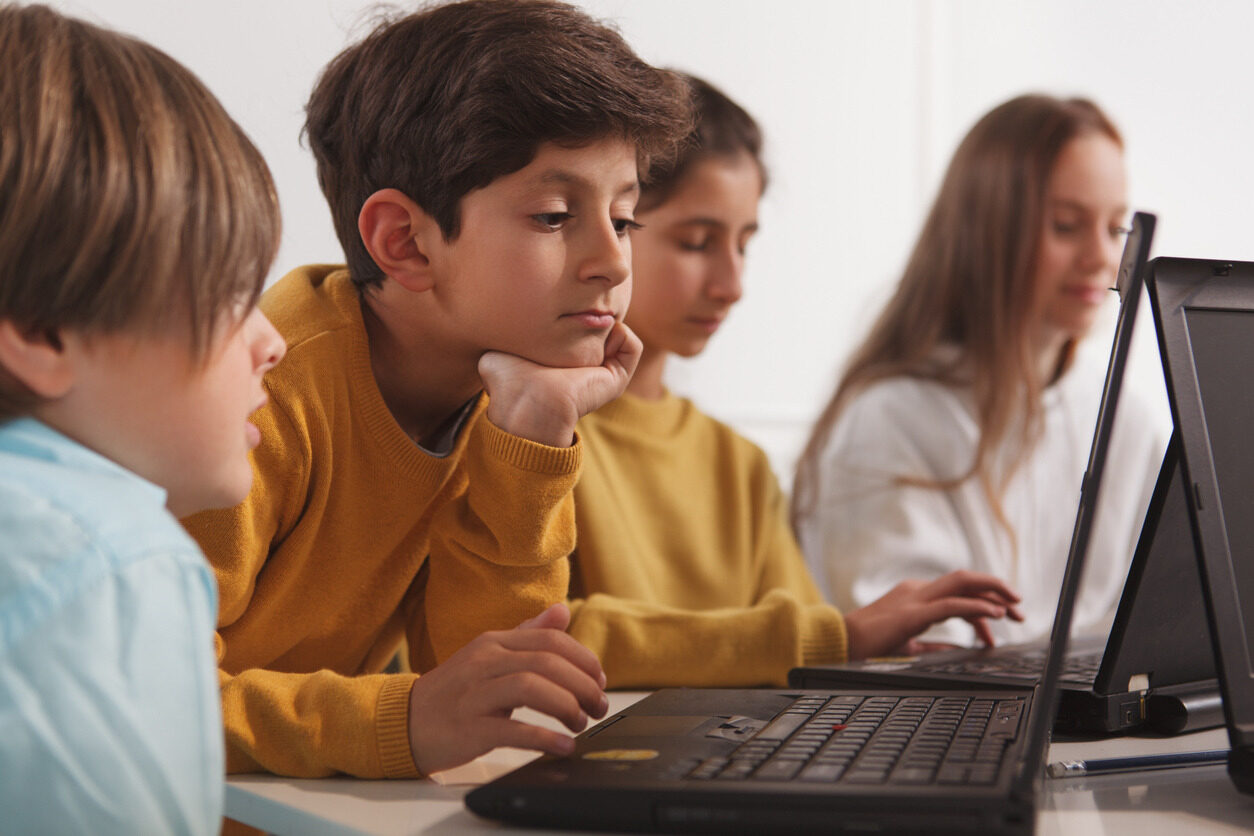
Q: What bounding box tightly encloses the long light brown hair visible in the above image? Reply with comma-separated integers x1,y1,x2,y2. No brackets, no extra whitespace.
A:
791,94,1122,537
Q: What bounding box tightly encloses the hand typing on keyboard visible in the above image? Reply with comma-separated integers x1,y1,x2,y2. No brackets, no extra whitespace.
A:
843,570,1024,659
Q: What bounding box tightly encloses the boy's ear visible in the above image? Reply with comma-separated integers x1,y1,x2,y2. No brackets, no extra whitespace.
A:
0,320,75,398
358,188,444,292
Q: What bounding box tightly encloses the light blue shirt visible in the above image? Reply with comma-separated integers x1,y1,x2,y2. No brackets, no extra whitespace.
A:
0,419,223,835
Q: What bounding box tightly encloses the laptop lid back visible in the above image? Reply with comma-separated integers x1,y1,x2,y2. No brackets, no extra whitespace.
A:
1147,255,1254,791
1014,210,1155,791
1094,434,1215,695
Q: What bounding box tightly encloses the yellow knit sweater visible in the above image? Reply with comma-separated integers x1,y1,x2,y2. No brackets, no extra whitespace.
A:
182,266,579,779
568,391,847,688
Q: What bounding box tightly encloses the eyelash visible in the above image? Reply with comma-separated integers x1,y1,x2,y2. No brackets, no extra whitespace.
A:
678,237,753,256
532,214,642,237
1052,222,1130,239
534,212,571,230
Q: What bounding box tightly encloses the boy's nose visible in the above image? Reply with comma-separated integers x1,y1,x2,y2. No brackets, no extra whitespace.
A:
579,220,631,286
250,309,286,372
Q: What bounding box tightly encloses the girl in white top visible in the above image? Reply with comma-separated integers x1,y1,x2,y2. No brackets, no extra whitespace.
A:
792,94,1166,646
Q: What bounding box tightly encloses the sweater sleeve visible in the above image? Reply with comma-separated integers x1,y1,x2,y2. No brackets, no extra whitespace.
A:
752,458,830,605
411,417,581,670
183,399,423,779
797,387,978,646
566,406,846,688
567,590,847,688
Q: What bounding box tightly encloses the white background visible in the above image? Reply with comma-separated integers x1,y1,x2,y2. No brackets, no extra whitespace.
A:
50,0,1254,483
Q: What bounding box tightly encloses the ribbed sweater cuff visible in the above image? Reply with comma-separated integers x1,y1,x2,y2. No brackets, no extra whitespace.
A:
377,675,422,778
800,605,850,666
481,419,583,474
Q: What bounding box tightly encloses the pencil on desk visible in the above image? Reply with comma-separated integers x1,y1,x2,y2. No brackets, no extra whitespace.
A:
1048,748,1229,778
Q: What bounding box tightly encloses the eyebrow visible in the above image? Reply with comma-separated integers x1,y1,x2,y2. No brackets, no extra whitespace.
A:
538,170,639,197
1048,198,1128,216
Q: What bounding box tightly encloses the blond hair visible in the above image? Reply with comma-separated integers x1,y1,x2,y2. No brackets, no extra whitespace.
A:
0,4,280,417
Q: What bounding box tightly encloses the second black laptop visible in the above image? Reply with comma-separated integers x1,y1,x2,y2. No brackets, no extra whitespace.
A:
791,213,1219,735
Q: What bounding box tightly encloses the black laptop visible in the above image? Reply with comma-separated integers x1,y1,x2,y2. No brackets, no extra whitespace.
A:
790,441,1218,734
1147,254,1254,795
789,213,1218,736
463,213,1148,835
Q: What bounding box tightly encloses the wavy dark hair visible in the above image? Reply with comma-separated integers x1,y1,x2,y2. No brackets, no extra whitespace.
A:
304,0,694,288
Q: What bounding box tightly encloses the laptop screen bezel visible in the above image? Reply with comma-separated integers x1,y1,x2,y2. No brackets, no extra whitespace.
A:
1147,255,1254,752
1015,211,1156,789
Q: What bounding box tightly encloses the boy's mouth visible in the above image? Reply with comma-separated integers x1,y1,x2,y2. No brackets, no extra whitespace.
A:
563,309,617,329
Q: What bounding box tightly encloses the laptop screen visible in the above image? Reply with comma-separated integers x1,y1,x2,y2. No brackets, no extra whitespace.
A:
1150,256,1254,761
1183,307,1254,664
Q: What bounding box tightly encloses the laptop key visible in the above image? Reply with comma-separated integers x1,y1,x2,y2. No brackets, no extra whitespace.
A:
937,764,971,784
798,763,846,782
754,759,805,780
755,712,813,741
891,767,935,784
844,768,889,784
969,765,1000,784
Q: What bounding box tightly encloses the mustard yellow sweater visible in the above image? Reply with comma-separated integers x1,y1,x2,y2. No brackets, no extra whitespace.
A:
182,266,579,779
568,391,847,688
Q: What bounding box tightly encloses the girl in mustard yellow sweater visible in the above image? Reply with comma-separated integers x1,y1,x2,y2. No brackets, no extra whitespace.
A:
568,75,1023,688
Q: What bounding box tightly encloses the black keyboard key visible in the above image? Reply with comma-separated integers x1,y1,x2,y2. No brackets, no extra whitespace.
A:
755,759,805,780
937,764,971,784
892,767,935,784
755,711,813,741
799,763,846,782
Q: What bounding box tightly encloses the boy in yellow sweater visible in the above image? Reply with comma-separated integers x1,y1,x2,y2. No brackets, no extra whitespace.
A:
182,0,691,779
570,75,1023,688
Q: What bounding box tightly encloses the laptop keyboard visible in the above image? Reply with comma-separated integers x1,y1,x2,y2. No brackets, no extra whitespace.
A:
685,694,1024,786
911,649,1101,682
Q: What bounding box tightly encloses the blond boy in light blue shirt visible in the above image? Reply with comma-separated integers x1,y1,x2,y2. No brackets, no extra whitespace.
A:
0,6,285,833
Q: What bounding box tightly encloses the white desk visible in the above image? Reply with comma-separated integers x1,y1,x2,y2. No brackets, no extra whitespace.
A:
226,693,1254,835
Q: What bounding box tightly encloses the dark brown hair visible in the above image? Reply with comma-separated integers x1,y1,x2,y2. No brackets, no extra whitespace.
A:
637,72,767,212
0,3,280,418
304,0,693,288
793,94,1122,535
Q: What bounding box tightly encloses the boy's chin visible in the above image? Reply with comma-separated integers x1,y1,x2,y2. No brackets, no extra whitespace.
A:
533,340,606,369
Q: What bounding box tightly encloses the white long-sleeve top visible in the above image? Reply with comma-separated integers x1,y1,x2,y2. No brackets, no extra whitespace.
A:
796,353,1168,646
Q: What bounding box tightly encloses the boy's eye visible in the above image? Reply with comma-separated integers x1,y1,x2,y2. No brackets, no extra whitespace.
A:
533,212,572,230
613,218,643,236
1110,224,1130,240
678,238,711,253
1051,220,1079,236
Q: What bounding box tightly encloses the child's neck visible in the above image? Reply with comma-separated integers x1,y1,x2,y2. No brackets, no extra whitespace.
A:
360,291,482,445
625,347,667,400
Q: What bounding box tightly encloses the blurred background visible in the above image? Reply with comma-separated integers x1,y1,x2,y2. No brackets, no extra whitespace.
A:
50,0,1254,482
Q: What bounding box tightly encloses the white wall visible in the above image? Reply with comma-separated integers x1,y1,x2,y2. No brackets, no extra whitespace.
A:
54,0,1254,483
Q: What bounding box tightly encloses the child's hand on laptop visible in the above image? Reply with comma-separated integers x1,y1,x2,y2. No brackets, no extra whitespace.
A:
844,570,1024,659
406,603,608,776
479,321,642,447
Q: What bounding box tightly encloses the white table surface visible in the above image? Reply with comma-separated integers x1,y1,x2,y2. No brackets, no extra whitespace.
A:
225,692,1254,835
